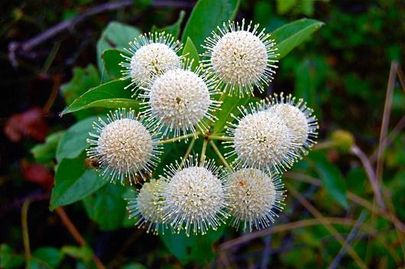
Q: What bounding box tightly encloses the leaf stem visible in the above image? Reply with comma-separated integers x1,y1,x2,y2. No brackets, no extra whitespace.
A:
200,138,208,166
159,133,198,144
208,135,233,141
209,140,232,171
21,198,32,261
179,137,196,168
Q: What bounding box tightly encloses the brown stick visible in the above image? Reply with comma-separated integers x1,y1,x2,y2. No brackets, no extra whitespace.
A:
55,207,105,269
8,0,194,65
375,61,397,183
351,145,385,209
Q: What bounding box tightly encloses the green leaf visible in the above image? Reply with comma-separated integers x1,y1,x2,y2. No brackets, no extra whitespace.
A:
97,21,140,80
60,65,100,119
31,247,64,268
61,79,138,116
102,49,127,79
61,246,92,262
182,37,200,68
56,116,96,162
212,95,257,134
272,18,324,59
152,10,185,39
0,244,24,268
311,152,348,209
50,153,107,210
160,226,225,264
181,0,240,51
31,131,64,163
83,184,128,230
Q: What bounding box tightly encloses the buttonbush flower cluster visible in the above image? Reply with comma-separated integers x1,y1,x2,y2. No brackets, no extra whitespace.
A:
87,20,318,236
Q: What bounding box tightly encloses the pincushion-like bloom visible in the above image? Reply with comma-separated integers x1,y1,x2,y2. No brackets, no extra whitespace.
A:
120,32,182,93
87,109,161,184
225,168,285,231
126,179,167,234
161,157,228,236
202,19,278,96
225,104,297,172
141,62,219,137
267,93,318,155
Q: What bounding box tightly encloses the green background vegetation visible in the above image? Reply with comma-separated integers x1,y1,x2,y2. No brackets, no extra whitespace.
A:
0,0,404,268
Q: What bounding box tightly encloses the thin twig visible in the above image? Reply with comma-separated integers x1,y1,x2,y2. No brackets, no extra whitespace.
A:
8,0,194,65
287,184,368,269
21,198,32,261
55,207,106,269
219,217,372,250
376,61,397,183
285,172,405,233
329,211,368,269
351,144,385,209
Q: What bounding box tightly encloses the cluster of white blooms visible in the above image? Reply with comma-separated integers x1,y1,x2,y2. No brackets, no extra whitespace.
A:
87,20,318,235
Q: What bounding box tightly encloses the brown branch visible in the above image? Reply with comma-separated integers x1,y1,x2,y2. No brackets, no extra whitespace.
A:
55,207,105,269
375,61,398,183
351,144,385,209
8,0,194,65
21,199,32,261
287,185,368,269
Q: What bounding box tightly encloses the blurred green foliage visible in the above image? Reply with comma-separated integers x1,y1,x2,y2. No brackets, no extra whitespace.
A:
1,0,404,268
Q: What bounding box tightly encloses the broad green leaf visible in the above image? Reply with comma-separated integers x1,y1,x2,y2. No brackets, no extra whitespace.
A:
50,153,107,210
83,184,128,230
181,0,240,51
311,152,348,209
31,247,64,268
212,95,257,134
31,131,64,163
61,79,139,116
272,18,324,59
97,22,140,80
102,49,127,79
60,65,100,119
56,116,96,162
160,226,225,264
182,37,200,68
61,246,92,262
152,10,185,39
0,244,24,268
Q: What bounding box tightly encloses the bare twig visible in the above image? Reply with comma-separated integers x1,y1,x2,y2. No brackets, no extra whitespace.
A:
328,211,368,269
286,185,368,269
375,61,398,183
55,207,106,269
351,144,385,209
285,172,405,233
219,217,372,250
370,115,405,163
8,0,194,65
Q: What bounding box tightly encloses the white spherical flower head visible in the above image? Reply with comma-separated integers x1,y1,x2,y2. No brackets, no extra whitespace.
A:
203,19,278,96
162,157,228,236
225,104,297,172
126,179,168,234
267,93,318,155
226,168,285,231
141,63,219,137
120,32,182,93
87,109,161,184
